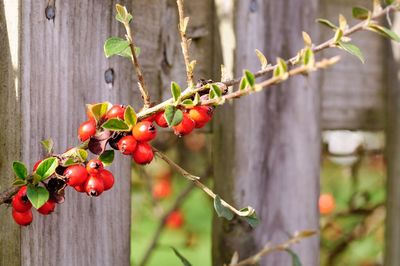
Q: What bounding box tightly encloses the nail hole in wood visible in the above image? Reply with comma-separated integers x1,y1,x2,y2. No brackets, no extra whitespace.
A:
45,5,56,20
104,68,115,85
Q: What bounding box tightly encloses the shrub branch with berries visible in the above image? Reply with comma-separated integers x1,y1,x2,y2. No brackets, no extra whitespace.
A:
1,0,400,263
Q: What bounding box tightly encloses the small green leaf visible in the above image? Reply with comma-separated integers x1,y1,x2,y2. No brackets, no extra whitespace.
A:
255,49,268,70
285,249,302,266
302,47,315,67
273,58,288,78
77,149,88,161
164,106,184,127
35,157,58,180
316,18,337,29
102,118,130,131
41,138,54,154
27,185,49,209
12,161,28,180
171,247,192,266
239,77,248,91
368,24,400,42
88,102,111,122
209,84,222,99
214,195,234,220
98,150,115,166
171,82,182,103
115,4,133,23
63,158,79,167
244,70,255,87
193,93,200,105
104,37,130,58
181,99,194,108
386,0,394,5
124,105,137,127
302,31,312,47
352,7,370,20
12,178,27,186
333,28,343,43
337,41,365,63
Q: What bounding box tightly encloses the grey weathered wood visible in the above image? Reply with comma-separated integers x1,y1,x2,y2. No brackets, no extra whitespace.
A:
213,0,320,265
320,0,385,130
0,1,21,266
385,13,400,266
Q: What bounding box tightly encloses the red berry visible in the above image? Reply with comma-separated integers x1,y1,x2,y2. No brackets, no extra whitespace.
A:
132,121,157,142
85,175,104,197
132,142,154,165
73,184,86,193
64,165,88,186
117,135,138,155
166,210,184,229
87,110,96,121
12,194,32,213
154,112,168,128
12,209,33,226
78,120,96,142
86,159,104,175
33,160,42,172
189,106,213,127
152,179,172,199
105,105,125,120
37,199,56,215
17,186,28,198
194,121,207,129
100,169,115,191
173,113,195,136
142,113,156,122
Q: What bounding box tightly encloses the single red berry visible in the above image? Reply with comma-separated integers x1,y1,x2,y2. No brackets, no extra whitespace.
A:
152,179,172,199
99,169,115,191
84,175,104,197
132,142,154,165
166,210,184,229
132,121,157,142
154,112,168,128
64,165,88,187
12,194,32,213
189,106,213,126
117,135,138,155
173,113,195,136
78,120,96,142
73,184,86,193
37,199,56,215
86,159,104,175
17,186,28,198
33,160,42,172
12,209,33,226
105,105,126,120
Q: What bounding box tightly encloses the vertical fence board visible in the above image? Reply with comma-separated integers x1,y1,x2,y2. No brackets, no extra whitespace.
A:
213,0,320,265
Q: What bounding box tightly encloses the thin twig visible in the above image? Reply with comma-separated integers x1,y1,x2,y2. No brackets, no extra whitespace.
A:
138,183,196,266
176,0,195,88
230,231,317,266
123,22,151,108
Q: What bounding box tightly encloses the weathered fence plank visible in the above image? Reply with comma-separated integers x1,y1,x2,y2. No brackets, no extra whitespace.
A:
213,0,320,265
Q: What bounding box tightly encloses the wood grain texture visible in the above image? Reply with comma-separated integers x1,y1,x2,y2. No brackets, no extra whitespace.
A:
320,0,385,130
385,13,400,266
0,1,21,265
213,0,320,265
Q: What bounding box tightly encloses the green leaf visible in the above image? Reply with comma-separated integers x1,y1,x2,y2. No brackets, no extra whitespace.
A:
337,41,365,63
316,18,337,29
368,24,400,42
27,184,49,209
102,118,130,131
115,4,133,23
244,70,255,87
386,0,394,5
285,249,302,266
35,157,58,180
210,84,222,99
63,158,79,167
193,93,200,105
12,178,27,186
77,149,88,161
171,82,182,103
273,58,288,78
124,105,137,127
214,195,234,220
171,247,192,266
352,7,370,20
239,77,248,91
243,213,260,228
164,105,184,127
181,99,194,108
12,161,28,180
98,150,115,166
255,49,268,70
302,48,315,67
40,138,54,154
88,102,111,122
333,28,343,43
104,38,139,59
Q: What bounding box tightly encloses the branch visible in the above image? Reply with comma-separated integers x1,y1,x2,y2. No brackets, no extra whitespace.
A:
230,231,317,266
176,0,195,88
138,183,196,266
123,21,151,108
